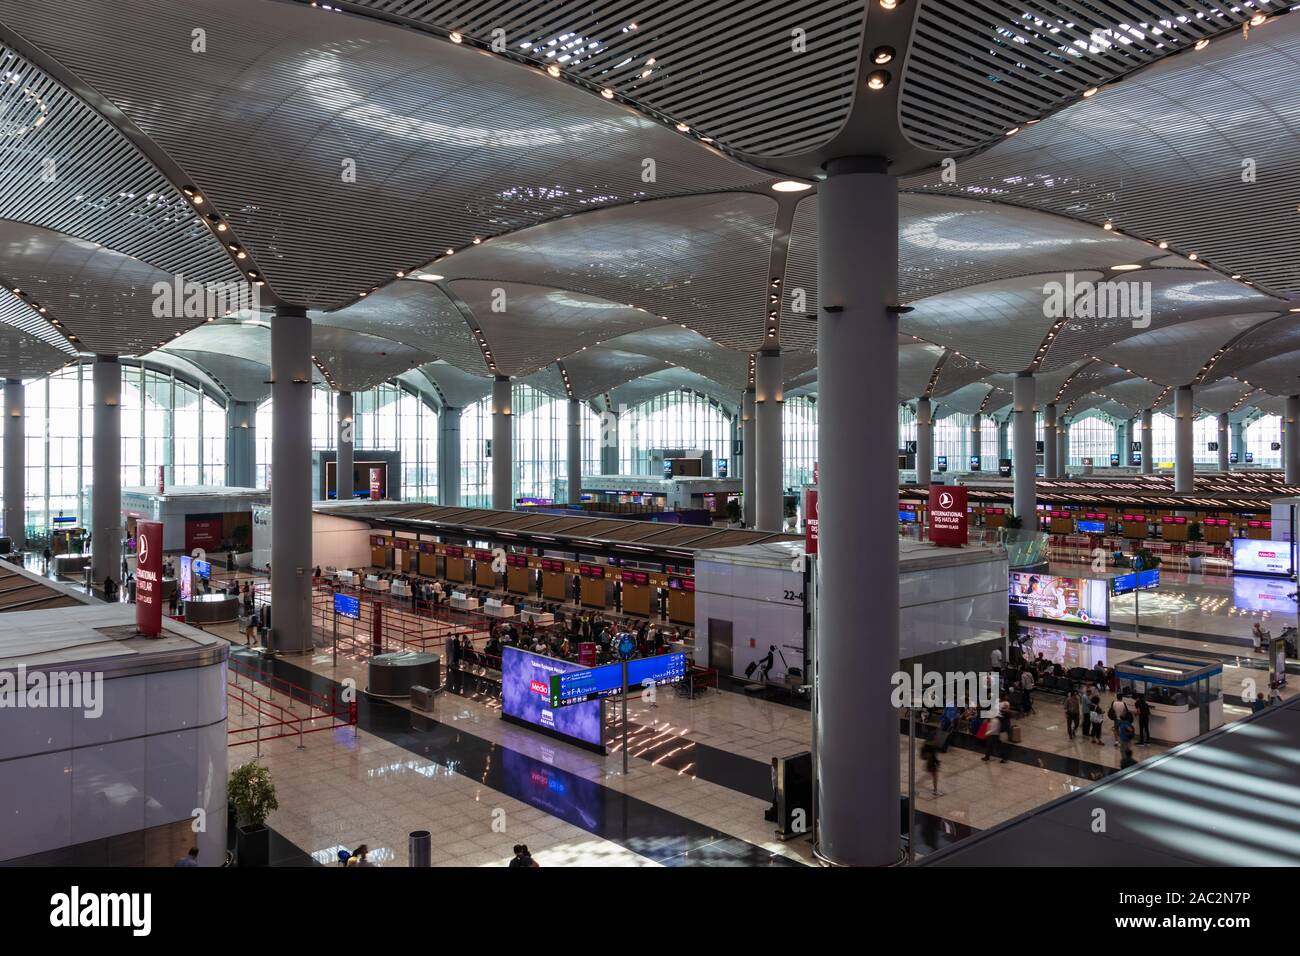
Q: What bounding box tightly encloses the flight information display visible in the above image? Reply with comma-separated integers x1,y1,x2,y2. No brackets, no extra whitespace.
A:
549,653,687,707
1111,568,1160,596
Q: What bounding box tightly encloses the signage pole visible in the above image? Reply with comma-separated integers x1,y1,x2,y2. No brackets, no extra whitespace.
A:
333,606,339,668
622,660,629,777
1134,584,1140,642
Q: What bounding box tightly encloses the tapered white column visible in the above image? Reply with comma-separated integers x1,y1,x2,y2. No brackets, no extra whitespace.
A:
741,389,755,526
491,376,512,510
1060,420,1070,473
91,357,121,590
815,157,898,867
438,406,461,505
754,352,784,531
567,399,582,503
225,400,256,488
336,391,354,501
914,398,932,485
1012,373,1036,519
3,379,23,548
270,306,313,653
1174,386,1194,493
1141,409,1154,474
1231,419,1245,468
969,414,982,472
1043,403,1058,479
599,404,619,475
1217,413,1230,472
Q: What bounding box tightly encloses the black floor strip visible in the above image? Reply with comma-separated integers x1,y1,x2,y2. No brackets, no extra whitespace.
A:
232,648,803,867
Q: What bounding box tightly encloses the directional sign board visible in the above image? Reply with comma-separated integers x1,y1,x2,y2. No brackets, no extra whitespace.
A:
549,653,687,708
1111,568,1160,596
334,592,361,620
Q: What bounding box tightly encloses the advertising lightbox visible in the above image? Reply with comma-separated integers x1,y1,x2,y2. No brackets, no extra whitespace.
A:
1009,572,1109,628
1232,539,1294,578
501,647,604,752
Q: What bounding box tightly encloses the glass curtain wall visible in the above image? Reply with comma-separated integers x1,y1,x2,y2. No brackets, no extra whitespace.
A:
17,362,226,538
1066,415,1116,466
617,389,732,477
1245,414,1282,467
459,384,601,507
783,396,817,488
256,382,439,499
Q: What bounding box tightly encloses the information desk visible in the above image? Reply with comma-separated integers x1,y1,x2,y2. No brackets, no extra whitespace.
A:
368,651,440,698
52,553,91,576
1114,653,1223,743
184,592,240,625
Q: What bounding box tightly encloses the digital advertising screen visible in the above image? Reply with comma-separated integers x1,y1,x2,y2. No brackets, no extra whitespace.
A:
192,559,211,580
1077,520,1106,533
178,554,193,602
1024,626,1109,670
1232,575,1293,613
1009,572,1109,628
501,647,604,752
1232,539,1294,578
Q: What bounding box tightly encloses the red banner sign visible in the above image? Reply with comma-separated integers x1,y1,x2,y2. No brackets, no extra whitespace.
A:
804,488,818,555
927,486,968,548
369,467,383,500
185,516,222,552
136,520,164,637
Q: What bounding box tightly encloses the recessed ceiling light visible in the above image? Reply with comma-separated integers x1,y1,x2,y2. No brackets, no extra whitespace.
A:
879,0,899,8
600,88,614,99
417,274,444,282
1005,127,1020,137
449,31,463,43
866,70,891,90
1194,38,1210,50
546,64,561,78
1188,252,1199,261
872,46,894,65
1103,221,1114,231
1111,264,1142,271
771,180,812,193
1157,240,1169,249
1250,13,1266,26
1082,87,1099,98
675,123,690,133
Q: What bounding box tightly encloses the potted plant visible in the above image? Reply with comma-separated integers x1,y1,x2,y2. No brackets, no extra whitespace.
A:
1187,522,1204,573
231,523,253,568
228,762,278,867
724,498,742,528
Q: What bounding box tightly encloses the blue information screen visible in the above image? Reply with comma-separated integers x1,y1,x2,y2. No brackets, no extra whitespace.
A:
334,592,361,620
550,653,687,707
193,559,211,580
1111,568,1160,596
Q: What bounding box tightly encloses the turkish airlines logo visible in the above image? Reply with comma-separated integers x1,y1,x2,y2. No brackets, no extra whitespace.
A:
939,492,954,510
137,533,149,564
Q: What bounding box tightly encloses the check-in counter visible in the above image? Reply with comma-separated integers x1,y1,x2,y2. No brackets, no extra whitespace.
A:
578,563,611,609
418,549,438,576
449,591,479,611
474,550,499,588
668,576,695,625
364,575,390,593
506,557,532,595
337,570,357,586
370,545,392,568
52,553,91,577
391,581,412,599
483,598,515,618
520,608,554,626
540,558,568,600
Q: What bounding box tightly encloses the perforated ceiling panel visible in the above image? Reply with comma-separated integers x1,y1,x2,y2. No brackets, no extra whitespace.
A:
899,342,945,399
0,220,213,355
343,0,867,159
416,361,493,409
781,193,1175,335
900,0,1267,153
1085,377,1166,416
904,13,1300,295
931,353,990,399
939,382,994,415
1202,314,1300,388
516,364,569,401
0,0,773,311
164,348,273,403
561,348,675,401
1093,312,1280,386
595,325,753,392
1190,378,1256,415
313,280,471,362
427,192,777,350
0,323,72,379
0,42,239,286
1043,272,1280,373
0,287,73,354
607,367,738,414
450,281,659,377
311,324,432,391
1053,362,1130,408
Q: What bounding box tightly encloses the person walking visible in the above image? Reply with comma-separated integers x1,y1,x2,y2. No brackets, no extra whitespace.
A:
921,737,941,795
1135,693,1152,745
1118,713,1137,768
980,714,1006,763
42,546,52,573
174,847,200,867
1064,689,1081,740
1109,695,1130,748
1020,666,1035,713
1089,696,1105,745
990,645,1003,675
509,844,539,868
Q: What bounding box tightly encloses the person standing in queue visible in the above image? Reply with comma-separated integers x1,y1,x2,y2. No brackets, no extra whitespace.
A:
1064,689,1081,740
1135,693,1152,745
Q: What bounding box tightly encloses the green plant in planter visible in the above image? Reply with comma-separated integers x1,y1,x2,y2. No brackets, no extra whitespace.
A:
1135,547,1162,569
231,523,251,552
725,498,742,525
1004,515,1024,530
228,762,278,829
1187,522,1203,543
